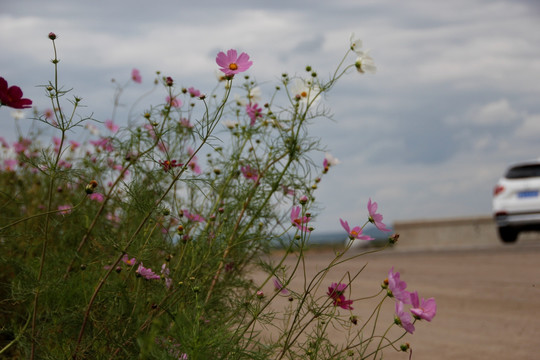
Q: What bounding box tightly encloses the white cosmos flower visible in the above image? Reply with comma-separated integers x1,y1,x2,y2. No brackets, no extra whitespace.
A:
223,120,238,129
85,123,100,136
355,50,377,74
349,32,363,53
324,152,341,166
11,110,25,120
247,86,262,103
290,78,320,108
234,94,247,106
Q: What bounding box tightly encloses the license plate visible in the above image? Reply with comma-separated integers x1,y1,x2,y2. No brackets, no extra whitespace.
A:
518,190,538,198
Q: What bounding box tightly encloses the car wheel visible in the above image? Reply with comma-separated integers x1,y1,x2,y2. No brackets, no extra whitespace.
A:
498,227,518,243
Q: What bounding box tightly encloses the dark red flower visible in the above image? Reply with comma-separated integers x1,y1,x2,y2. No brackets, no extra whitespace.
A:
0,77,32,109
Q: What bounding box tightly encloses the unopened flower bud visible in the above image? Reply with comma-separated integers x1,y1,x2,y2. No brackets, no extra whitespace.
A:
85,180,98,194
350,315,358,325
389,233,400,244
176,225,184,235
256,290,264,299
400,343,410,352
165,76,174,86
48,32,57,40
80,264,87,270
299,195,308,205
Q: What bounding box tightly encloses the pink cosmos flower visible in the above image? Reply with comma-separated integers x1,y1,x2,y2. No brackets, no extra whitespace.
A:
246,103,263,126
240,165,259,182
3,159,17,171
131,68,142,83
58,160,72,169
13,138,32,154
216,49,253,76
339,218,374,241
166,96,182,108
69,140,80,150
160,159,183,172
90,138,115,152
395,300,415,334
122,254,137,266
44,108,54,120
188,87,201,98
187,147,201,174
273,277,290,295
179,118,193,128
53,136,62,153
105,119,119,133
182,209,205,223
58,204,72,215
0,77,32,109
136,263,161,280
367,198,391,232
290,205,311,232
327,282,354,310
410,291,437,322
387,267,411,304
88,193,105,202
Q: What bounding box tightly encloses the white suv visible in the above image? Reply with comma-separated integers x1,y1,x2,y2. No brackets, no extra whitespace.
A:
493,160,540,243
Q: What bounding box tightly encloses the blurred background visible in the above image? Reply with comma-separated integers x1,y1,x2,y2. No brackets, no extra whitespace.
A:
2,0,540,233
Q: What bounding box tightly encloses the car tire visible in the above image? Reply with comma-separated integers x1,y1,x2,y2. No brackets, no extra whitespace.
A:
498,227,518,243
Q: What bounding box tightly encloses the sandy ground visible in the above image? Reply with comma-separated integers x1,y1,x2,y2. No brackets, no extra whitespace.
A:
252,238,540,359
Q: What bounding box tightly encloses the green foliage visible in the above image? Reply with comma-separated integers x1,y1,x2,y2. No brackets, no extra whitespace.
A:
0,34,432,359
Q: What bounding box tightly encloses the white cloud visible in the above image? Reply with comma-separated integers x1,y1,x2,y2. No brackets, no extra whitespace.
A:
469,99,520,126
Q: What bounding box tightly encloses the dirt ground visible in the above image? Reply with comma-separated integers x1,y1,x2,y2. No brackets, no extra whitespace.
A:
253,238,540,359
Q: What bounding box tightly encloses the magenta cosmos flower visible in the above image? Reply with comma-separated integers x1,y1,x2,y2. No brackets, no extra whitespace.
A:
0,77,32,109
131,68,142,83
136,263,161,280
395,300,415,334
188,87,201,98
216,49,253,76
367,198,391,232
339,218,374,241
386,267,411,304
327,282,354,310
240,165,259,182
246,103,263,126
291,205,311,232
410,291,437,322
122,254,137,266
273,277,290,295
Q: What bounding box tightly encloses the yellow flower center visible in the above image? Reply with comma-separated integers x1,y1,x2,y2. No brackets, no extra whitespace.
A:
229,63,238,71
351,230,358,236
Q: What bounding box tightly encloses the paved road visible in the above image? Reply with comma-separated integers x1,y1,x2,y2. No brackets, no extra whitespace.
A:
258,239,540,359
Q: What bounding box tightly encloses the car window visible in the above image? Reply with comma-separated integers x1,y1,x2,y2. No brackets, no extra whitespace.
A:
506,164,540,179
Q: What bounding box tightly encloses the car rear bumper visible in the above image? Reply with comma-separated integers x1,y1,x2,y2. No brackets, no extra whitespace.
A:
494,211,540,228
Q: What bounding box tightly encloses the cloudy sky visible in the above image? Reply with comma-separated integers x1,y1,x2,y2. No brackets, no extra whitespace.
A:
2,0,540,232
